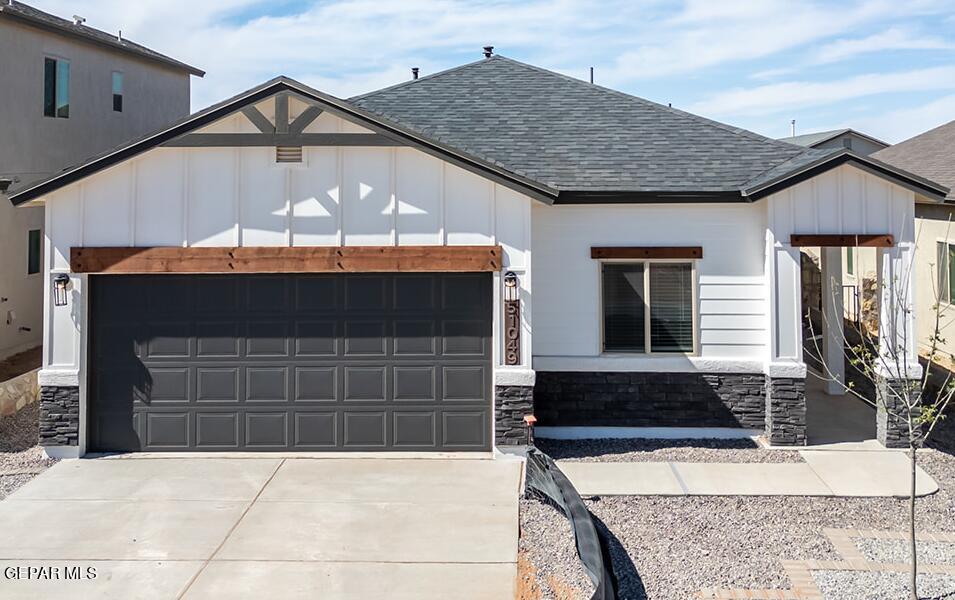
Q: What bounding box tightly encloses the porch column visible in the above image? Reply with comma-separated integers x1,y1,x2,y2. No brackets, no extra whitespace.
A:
875,243,922,448
764,231,807,446
820,248,845,395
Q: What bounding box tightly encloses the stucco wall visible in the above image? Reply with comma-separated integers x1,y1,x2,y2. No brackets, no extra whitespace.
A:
0,17,191,187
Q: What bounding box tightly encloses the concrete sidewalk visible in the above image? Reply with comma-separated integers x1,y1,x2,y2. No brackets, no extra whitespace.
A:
0,456,522,600
558,450,939,497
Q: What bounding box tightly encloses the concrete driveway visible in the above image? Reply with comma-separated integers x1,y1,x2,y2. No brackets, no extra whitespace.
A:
0,456,522,599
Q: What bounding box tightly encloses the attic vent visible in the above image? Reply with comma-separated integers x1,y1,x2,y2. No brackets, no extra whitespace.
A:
276,146,303,164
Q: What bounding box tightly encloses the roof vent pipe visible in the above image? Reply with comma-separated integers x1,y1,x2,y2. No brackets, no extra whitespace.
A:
411,67,419,80
483,46,494,58
589,67,594,84
73,15,86,25
791,119,796,137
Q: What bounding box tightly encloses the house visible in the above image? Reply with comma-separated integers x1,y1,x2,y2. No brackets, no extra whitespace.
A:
784,128,890,156
873,122,955,365
0,0,203,362
8,54,948,458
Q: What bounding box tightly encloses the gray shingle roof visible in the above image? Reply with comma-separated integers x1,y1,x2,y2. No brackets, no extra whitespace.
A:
0,1,204,76
873,119,955,201
351,56,806,193
780,129,851,147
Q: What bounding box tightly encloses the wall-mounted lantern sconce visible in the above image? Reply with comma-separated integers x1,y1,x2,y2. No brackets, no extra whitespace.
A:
53,274,70,307
503,271,521,365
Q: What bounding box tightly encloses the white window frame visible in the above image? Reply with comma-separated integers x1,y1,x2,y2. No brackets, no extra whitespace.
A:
598,259,699,356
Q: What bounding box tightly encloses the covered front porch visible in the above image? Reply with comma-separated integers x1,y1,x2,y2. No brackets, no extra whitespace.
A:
765,162,926,448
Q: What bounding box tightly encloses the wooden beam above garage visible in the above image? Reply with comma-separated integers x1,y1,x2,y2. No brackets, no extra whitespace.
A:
790,234,895,247
590,246,703,259
162,133,403,147
71,246,504,274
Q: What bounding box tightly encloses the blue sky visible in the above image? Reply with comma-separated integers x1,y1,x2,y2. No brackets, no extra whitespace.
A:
35,0,955,142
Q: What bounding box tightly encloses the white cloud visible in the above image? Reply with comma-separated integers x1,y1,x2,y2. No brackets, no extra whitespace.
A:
853,93,955,142
813,26,954,64
689,66,955,118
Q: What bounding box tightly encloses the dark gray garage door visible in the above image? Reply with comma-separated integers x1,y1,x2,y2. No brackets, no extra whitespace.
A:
89,273,492,452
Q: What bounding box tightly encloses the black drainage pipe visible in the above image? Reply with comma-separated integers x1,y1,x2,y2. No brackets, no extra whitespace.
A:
524,447,617,600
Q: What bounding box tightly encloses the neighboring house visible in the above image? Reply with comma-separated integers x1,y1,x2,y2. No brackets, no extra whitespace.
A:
871,121,955,363
0,0,203,361
8,55,948,457
784,129,890,156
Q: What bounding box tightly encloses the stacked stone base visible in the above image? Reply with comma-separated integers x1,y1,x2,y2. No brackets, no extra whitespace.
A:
38,386,80,447
877,377,921,449
765,377,807,446
495,385,534,446
533,372,767,429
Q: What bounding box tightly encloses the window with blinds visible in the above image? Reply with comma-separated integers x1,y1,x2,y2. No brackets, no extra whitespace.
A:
602,262,695,354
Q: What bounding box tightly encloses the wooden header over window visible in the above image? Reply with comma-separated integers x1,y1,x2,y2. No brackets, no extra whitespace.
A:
789,234,894,248
590,246,703,260
71,246,503,274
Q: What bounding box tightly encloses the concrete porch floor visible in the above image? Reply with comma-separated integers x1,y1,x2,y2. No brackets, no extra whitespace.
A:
804,371,881,450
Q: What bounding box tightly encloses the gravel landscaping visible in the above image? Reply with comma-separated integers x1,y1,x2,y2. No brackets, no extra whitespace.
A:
519,497,595,599
812,570,955,600
858,537,955,566
0,402,56,500
521,444,955,599
536,437,804,464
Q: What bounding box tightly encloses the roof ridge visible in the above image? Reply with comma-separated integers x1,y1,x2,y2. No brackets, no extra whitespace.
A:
486,55,802,154
349,56,497,101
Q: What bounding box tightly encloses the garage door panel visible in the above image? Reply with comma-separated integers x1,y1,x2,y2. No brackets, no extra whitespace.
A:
145,322,192,358
90,273,491,452
442,274,489,311
442,411,488,448
394,276,435,311
344,366,386,401
393,411,436,447
145,412,190,448
247,276,290,312
294,412,338,448
393,366,436,402
246,367,289,402
245,412,289,448
197,368,240,403
147,277,195,314
196,322,241,357
294,321,337,356
343,411,387,447
443,366,486,401
294,367,338,402
345,277,386,310
343,321,387,355
393,320,435,355
246,321,290,356
294,277,338,311
196,277,240,313
147,368,191,403
195,412,240,448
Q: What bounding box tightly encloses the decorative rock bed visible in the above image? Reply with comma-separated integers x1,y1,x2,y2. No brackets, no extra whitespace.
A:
0,369,39,419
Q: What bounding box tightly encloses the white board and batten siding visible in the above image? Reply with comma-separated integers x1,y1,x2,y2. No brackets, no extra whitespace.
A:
531,203,770,373
41,111,534,382
765,164,917,373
